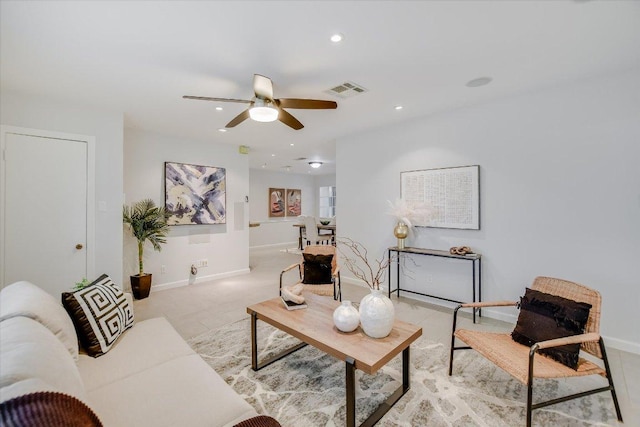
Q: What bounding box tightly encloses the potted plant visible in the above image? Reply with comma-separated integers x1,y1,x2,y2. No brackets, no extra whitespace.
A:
123,199,169,299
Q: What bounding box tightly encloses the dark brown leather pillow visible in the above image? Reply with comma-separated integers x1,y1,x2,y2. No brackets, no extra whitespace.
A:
511,287,592,369
234,415,282,427
0,391,103,427
302,253,333,284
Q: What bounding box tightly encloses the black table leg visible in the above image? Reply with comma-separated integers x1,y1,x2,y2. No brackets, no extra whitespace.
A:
472,261,477,323
298,227,304,250
250,313,307,372
346,357,356,427
251,312,258,370
356,347,412,427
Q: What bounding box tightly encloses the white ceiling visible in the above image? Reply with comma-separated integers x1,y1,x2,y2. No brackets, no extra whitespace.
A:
2,1,639,175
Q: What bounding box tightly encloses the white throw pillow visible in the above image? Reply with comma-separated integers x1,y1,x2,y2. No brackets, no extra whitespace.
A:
0,317,86,401
62,274,134,357
0,281,79,360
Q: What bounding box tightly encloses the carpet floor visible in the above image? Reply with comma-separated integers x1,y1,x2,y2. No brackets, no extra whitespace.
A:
188,318,618,426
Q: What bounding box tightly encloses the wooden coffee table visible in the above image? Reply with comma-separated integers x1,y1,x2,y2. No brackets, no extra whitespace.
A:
246,293,422,427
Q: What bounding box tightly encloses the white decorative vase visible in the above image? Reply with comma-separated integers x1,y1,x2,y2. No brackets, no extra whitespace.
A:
359,288,395,338
333,301,360,332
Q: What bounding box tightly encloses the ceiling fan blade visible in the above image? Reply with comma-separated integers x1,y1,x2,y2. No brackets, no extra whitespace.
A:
226,109,251,128
277,98,338,109
278,109,304,130
253,74,274,100
183,95,252,104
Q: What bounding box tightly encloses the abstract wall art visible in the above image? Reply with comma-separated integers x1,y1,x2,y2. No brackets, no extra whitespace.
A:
401,165,480,230
165,162,226,225
286,189,301,217
268,188,285,217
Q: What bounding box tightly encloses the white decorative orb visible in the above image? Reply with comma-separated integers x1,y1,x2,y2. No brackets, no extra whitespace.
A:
333,301,360,333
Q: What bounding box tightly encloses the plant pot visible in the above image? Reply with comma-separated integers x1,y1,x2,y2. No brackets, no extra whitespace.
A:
359,288,395,338
130,274,152,299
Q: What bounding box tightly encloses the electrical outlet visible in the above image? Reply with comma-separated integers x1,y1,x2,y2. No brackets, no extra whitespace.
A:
201,259,208,267
161,265,166,274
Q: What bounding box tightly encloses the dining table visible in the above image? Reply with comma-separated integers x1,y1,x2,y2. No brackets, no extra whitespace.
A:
293,223,336,249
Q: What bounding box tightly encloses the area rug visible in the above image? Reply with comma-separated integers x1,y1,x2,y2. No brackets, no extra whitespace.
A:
188,319,618,426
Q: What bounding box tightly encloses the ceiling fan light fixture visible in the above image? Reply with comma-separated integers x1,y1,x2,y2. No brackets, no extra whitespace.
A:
249,98,279,122
309,161,323,168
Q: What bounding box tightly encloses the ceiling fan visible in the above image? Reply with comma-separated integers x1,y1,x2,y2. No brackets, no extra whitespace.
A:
183,74,338,130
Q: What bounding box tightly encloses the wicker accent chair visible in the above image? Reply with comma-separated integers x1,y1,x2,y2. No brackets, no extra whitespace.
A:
279,245,341,300
449,276,623,427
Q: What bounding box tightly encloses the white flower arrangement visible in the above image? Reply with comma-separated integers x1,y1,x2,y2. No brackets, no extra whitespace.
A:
386,198,431,228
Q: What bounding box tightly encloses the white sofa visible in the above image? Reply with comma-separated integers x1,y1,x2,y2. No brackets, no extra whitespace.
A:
0,281,264,427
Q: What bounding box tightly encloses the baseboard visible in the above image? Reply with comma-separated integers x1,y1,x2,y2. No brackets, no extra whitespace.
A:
151,268,251,292
602,336,640,354
250,242,298,250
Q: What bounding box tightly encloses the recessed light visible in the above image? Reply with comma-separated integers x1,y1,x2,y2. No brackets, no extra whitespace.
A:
217,128,227,132
466,77,493,88
261,163,266,168
394,105,403,110
290,143,294,146
215,106,223,111
271,154,276,157
330,33,344,43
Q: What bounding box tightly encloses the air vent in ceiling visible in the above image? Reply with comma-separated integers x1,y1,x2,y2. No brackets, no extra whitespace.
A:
294,157,308,161
324,81,368,99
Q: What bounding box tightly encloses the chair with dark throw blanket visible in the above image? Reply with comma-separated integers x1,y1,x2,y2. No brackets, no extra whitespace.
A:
279,245,341,301
449,276,623,427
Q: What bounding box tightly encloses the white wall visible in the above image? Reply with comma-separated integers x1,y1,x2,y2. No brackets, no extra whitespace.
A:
248,169,317,248
337,70,640,353
0,92,124,284
124,129,249,290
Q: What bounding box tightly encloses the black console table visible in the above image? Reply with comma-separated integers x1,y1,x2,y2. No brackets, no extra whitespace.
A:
388,246,482,323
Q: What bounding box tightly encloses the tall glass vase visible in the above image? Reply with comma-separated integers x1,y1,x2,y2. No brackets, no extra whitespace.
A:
393,221,409,249
359,288,395,338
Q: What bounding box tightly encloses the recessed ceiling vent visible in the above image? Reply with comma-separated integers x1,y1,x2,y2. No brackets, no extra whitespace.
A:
324,81,368,99
294,157,308,161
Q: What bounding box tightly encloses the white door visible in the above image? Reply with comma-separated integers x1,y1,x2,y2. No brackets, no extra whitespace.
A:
1,127,94,297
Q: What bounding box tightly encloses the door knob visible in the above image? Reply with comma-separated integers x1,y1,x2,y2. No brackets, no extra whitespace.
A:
76,244,83,250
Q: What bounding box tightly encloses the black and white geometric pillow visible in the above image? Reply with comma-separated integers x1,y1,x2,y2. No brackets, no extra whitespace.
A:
62,274,134,357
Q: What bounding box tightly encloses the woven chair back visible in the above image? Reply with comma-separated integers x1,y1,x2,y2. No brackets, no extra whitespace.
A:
303,244,337,272
531,276,602,358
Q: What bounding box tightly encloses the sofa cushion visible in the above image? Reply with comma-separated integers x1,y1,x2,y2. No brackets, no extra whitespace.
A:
511,287,592,369
0,317,86,402
86,354,257,427
302,253,333,284
0,281,79,360
77,317,195,391
0,391,102,427
62,274,134,357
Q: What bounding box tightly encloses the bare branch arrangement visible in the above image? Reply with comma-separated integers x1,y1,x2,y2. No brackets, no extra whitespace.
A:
337,237,393,290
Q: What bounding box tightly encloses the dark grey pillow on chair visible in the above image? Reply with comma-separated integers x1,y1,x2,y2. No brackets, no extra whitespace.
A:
511,287,591,369
302,253,333,284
